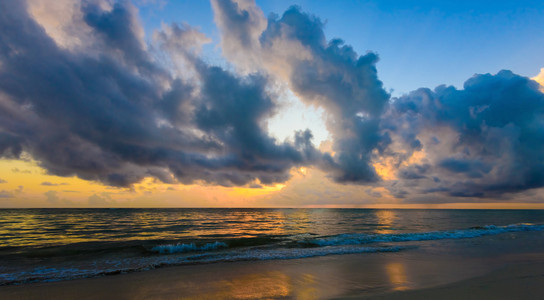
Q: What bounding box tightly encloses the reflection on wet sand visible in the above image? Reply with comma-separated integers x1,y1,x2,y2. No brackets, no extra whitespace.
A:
294,273,318,300
181,271,320,300
385,262,409,291
214,271,290,299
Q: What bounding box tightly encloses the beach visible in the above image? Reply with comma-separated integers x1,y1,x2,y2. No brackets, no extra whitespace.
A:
1,227,543,299
2,0,544,298
2,209,544,299
1,253,542,299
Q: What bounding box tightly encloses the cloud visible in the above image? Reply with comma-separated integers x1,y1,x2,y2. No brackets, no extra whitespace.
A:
211,0,544,200
153,22,211,79
44,190,59,204
26,0,92,50
212,1,390,183
0,190,12,198
0,178,6,183
44,190,75,206
10,168,31,174
88,193,113,207
211,0,267,73
382,70,544,199
1,0,543,203
0,0,315,188
41,181,69,186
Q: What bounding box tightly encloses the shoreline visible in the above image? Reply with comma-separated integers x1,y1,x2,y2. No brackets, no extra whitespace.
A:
1,246,543,299
2,217,543,299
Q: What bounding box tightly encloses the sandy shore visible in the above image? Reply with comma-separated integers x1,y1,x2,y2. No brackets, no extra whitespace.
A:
1,249,543,300
341,260,544,300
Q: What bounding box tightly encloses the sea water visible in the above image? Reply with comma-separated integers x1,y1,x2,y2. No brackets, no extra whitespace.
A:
0,208,543,285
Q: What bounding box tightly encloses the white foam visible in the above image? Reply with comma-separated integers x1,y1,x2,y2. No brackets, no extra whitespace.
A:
185,245,405,263
151,241,228,254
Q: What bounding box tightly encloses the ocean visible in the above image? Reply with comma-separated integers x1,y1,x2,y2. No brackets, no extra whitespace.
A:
1,208,543,286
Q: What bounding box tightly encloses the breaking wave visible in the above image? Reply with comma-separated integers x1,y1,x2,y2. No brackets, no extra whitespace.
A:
151,241,228,254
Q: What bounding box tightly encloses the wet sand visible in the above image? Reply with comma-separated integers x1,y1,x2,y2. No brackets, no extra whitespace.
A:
345,260,544,300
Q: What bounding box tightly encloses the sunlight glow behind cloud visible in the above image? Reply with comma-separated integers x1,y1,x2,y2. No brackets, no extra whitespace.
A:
533,68,544,92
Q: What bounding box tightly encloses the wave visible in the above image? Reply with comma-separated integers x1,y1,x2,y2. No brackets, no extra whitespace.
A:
0,245,404,285
303,223,544,247
151,241,228,254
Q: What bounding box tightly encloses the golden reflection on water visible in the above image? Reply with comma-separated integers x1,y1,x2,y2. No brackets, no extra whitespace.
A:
385,262,409,291
5,208,401,247
283,208,312,232
374,209,397,234
213,210,289,238
0,209,302,247
2,208,398,248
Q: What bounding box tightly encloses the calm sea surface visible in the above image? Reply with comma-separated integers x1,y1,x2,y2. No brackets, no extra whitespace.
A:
1,208,543,285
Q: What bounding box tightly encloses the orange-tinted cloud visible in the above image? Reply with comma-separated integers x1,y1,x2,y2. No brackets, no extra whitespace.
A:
533,68,544,92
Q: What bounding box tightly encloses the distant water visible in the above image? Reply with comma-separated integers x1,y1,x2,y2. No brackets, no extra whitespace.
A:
1,208,543,285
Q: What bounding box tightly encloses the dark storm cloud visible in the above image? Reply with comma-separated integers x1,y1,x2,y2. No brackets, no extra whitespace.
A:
438,158,491,178
82,1,157,73
194,64,316,166
398,164,429,180
385,70,544,198
0,0,315,187
0,132,23,158
164,61,318,186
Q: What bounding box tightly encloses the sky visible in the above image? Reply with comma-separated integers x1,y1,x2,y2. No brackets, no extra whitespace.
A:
0,0,544,208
